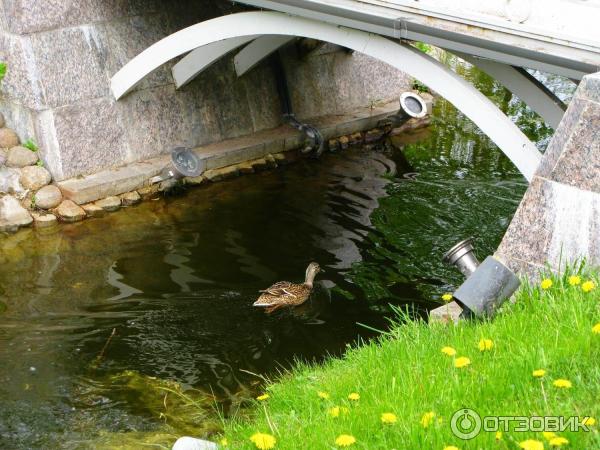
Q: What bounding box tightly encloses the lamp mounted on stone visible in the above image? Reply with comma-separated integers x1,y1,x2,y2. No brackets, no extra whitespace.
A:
379,92,428,132
150,147,205,188
442,237,520,318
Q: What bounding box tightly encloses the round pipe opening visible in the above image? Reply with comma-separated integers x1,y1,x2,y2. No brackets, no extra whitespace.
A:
400,92,427,119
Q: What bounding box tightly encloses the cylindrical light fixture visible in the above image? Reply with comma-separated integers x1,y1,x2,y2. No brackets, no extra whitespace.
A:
151,147,205,185
442,238,480,277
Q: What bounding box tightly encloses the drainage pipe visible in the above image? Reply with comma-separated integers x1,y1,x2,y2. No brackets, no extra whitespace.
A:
271,52,324,157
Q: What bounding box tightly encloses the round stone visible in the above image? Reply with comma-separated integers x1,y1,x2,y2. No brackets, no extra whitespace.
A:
56,200,86,222
20,166,51,191
34,185,62,209
6,146,38,168
95,196,121,212
0,128,20,149
31,212,58,228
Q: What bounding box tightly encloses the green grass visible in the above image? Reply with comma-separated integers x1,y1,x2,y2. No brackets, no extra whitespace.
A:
221,269,600,449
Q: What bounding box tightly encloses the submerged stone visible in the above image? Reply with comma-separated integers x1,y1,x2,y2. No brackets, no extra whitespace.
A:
56,200,86,222
82,203,106,218
204,166,239,182
184,175,207,186
120,191,141,206
95,196,121,212
31,212,58,228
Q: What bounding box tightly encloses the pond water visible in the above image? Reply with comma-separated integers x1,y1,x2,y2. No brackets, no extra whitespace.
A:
0,65,574,449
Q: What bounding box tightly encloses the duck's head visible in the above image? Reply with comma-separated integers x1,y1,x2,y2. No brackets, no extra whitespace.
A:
305,262,322,285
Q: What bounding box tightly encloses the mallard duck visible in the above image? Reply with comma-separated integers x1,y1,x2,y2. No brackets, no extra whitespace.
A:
253,262,322,313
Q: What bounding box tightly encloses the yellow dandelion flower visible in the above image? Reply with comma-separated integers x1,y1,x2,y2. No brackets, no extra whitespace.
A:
381,412,397,424
335,434,356,447
582,280,596,292
519,439,544,450
532,369,546,378
329,406,349,417
256,393,270,401
593,323,600,334
421,411,435,428
220,438,228,446
568,275,581,286
542,431,556,440
495,431,503,440
454,356,471,368
318,391,330,400
443,447,459,450
541,279,553,290
442,293,453,302
553,379,572,388
250,432,276,450
441,346,457,356
583,416,596,426
348,392,360,401
478,338,494,352
549,437,568,447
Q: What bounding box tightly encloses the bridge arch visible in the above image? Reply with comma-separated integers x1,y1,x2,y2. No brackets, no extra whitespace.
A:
110,11,541,181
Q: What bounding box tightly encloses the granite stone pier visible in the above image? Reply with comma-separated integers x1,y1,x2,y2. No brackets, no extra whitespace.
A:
496,71,600,278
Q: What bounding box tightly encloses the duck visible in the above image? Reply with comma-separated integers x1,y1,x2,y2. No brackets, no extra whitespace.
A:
253,262,322,313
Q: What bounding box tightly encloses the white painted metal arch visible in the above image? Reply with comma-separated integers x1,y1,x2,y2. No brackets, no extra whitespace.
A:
110,11,541,181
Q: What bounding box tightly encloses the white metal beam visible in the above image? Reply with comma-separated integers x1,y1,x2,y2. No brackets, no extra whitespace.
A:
458,53,566,128
172,35,258,89
236,0,600,78
234,35,296,77
111,11,541,180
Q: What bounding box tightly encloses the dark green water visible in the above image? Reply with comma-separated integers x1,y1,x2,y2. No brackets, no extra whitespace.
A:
0,66,574,449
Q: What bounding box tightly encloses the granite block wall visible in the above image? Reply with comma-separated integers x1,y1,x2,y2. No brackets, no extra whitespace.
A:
0,0,411,181
496,71,600,276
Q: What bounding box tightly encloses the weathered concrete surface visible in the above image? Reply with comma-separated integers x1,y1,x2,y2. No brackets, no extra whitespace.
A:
56,100,400,204
0,0,411,182
496,71,600,277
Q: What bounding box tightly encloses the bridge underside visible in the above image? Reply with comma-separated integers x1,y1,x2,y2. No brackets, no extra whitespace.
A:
111,11,543,181
237,0,600,81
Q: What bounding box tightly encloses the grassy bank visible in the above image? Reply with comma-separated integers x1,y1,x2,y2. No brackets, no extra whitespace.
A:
220,269,600,449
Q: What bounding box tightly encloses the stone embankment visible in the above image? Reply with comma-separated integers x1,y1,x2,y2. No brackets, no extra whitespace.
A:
0,95,432,234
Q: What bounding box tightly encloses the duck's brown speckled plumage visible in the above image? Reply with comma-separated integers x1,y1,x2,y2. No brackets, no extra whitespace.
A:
253,262,321,313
